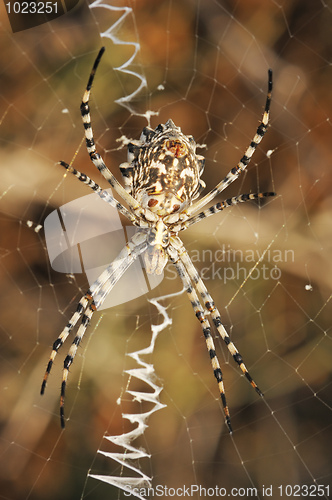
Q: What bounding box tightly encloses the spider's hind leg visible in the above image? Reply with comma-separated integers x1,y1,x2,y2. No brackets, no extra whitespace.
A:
46,232,149,428
168,243,233,433
180,246,263,397
40,293,92,396
59,301,96,428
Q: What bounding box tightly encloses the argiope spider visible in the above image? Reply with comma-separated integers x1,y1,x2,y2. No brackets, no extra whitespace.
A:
41,47,275,432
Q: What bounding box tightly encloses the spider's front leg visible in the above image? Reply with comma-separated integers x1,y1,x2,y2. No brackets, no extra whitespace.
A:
186,69,273,217
80,48,154,222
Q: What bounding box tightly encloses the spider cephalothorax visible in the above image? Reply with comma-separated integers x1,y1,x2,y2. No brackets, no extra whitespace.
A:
41,47,275,432
120,119,206,216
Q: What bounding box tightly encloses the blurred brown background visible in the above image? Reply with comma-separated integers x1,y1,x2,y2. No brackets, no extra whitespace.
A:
0,0,331,499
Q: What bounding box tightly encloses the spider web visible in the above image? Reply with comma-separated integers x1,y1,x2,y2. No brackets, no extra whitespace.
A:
0,0,332,499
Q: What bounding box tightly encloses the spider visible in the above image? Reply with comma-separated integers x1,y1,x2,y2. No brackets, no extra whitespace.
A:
41,47,275,432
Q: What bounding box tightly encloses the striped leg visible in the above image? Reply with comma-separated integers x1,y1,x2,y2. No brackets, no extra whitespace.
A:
40,294,91,396
176,191,276,231
173,237,263,399
60,302,95,427
59,235,148,427
41,233,148,427
80,48,146,217
186,69,273,217
168,247,232,432
59,161,139,225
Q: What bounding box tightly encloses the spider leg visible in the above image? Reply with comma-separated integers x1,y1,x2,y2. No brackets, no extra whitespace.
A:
40,276,116,398
59,233,148,427
59,161,139,225
41,232,148,427
168,244,232,432
172,236,263,397
60,301,95,427
177,191,276,231
80,48,154,221
40,294,91,396
186,70,273,217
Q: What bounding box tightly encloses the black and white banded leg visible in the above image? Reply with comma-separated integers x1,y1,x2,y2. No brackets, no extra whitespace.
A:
169,249,233,432
41,233,148,427
186,69,272,217
80,48,143,216
178,241,263,397
176,192,276,231
59,160,139,225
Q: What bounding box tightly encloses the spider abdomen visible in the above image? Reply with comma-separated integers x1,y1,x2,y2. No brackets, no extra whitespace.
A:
120,119,205,216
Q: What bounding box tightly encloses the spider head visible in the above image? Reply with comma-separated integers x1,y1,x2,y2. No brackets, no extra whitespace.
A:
120,120,206,217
